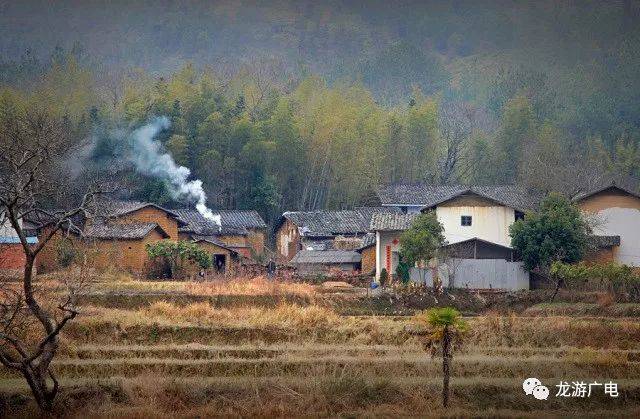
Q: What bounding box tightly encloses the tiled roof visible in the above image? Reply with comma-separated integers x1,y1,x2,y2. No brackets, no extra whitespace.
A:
174,209,266,236
281,207,395,237
191,235,238,253
83,222,168,240
218,210,267,229
573,183,640,202
376,184,540,212
370,212,418,231
173,209,226,235
87,198,181,220
290,250,361,265
358,232,376,250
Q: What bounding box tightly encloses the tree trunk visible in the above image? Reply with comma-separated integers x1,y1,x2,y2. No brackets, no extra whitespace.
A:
23,366,57,412
442,325,451,408
22,254,60,411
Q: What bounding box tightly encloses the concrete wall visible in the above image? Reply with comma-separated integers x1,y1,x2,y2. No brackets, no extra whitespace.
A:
0,214,19,238
276,219,300,260
375,230,402,280
410,259,529,290
587,207,640,266
436,204,515,247
578,189,640,267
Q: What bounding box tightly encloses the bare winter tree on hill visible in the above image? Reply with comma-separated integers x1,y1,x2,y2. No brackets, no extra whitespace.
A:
0,105,101,411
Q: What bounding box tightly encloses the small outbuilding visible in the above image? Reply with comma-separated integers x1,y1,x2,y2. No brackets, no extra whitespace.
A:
289,249,361,275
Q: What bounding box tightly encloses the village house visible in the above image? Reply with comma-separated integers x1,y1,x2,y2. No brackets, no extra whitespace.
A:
0,213,39,276
173,208,267,274
289,250,362,275
356,233,376,275
371,185,540,289
574,183,640,267
174,209,267,257
276,207,395,261
33,198,268,276
34,199,183,274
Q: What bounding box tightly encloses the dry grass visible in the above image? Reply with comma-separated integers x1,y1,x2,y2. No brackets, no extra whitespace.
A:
3,275,640,417
3,375,639,418
184,276,317,299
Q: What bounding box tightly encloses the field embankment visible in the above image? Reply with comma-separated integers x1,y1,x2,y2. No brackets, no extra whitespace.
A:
1,276,640,417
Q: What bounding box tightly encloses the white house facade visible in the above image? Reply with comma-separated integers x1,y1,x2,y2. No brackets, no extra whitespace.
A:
372,185,538,287
575,184,640,267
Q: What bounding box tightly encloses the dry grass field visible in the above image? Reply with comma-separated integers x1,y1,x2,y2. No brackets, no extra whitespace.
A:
2,275,640,417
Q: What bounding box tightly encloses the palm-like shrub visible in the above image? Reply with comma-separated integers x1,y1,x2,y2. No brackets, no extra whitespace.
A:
414,307,467,407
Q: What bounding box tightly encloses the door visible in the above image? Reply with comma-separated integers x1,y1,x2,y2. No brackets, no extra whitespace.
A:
213,254,226,274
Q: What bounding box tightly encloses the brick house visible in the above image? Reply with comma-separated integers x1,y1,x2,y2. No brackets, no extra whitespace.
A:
275,207,396,262
173,209,267,259
0,213,39,276
34,199,182,274
356,233,376,275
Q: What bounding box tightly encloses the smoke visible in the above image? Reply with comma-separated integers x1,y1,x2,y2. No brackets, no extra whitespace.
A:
126,117,221,225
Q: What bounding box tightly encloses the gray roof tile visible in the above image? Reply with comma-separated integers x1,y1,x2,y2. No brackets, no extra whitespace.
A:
370,212,419,231
376,184,540,212
282,207,396,237
83,222,167,240
218,210,267,229
174,209,266,236
290,250,361,265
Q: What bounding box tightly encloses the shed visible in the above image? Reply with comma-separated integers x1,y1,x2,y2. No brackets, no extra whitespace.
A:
289,250,361,274
443,237,516,261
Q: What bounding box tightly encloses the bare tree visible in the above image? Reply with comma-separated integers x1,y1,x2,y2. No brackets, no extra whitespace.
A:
0,106,98,411
437,102,490,184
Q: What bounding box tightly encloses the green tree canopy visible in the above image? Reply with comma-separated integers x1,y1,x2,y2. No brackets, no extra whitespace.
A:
399,211,446,268
146,240,212,279
509,193,589,272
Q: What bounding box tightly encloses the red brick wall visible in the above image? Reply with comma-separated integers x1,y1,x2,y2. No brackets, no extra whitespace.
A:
0,244,26,270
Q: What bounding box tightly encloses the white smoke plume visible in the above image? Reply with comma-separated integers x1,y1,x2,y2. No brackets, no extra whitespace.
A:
128,117,221,226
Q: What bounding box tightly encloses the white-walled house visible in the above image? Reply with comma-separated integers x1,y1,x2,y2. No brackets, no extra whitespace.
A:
574,183,640,267
371,185,539,289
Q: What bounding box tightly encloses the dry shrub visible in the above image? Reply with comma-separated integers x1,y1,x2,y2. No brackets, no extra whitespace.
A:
566,347,627,368
596,291,615,308
142,301,339,331
184,276,316,299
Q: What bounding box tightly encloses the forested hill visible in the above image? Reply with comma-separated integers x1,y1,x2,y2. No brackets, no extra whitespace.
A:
1,0,640,226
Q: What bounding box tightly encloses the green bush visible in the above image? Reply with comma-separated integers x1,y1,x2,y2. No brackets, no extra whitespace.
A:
550,261,640,301
379,268,389,287
396,261,410,285
56,238,77,268
146,240,212,279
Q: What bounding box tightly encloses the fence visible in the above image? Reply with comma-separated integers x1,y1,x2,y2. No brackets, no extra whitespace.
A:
410,258,530,290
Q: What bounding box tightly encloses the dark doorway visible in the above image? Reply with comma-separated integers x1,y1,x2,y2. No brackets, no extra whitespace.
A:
213,254,226,274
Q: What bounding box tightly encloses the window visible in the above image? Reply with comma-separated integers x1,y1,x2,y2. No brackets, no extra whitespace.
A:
461,215,472,226
515,211,525,221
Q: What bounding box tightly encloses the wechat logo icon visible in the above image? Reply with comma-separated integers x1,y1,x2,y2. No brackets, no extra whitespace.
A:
523,377,549,400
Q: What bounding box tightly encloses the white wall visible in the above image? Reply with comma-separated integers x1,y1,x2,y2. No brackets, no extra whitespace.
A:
0,213,19,238
436,205,515,246
410,259,529,290
375,230,402,280
591,207,640,266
